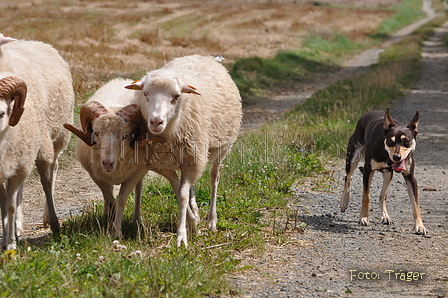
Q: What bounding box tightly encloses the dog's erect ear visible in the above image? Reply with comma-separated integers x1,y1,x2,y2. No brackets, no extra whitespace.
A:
383,107,395,134
407,110,419,137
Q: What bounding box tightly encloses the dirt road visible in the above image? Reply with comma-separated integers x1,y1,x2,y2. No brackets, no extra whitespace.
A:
234,20,448,298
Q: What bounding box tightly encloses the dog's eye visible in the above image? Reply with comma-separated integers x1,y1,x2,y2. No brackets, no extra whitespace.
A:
402,140,410,147
386,139,395,147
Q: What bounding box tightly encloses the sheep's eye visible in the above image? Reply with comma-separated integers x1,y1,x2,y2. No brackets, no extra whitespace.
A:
122,134,128,139
172,94,180,103
10,96,14,101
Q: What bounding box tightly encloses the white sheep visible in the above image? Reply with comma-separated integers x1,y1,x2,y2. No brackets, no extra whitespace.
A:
126,55,243,247
64,78,165,238
0,33,74,250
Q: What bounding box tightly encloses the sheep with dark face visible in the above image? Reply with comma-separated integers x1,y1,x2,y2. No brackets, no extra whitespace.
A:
64,78,164,238
0,34,74,250
126,55,242,247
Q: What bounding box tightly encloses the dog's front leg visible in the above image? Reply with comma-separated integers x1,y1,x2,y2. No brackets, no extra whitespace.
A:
402,172,427,235
359,167,374,226
379,170,393,225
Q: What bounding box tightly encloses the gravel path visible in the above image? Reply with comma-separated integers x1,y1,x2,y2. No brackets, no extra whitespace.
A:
234,18,448,298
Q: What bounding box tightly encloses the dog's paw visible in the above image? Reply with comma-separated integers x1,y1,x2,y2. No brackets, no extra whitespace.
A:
359,217,369,226
340,194,350,212
414,225,428,235
381,217,393,225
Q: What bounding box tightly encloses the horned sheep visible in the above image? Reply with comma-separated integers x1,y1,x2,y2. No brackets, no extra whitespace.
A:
64,78,164,238
0,34,74,250
126,54,243,247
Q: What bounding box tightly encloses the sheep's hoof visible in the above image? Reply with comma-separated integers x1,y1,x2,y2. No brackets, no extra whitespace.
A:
176,237,188,247
4,241,17,251
176,230,188,247
207,220,217,231
110,227,122,239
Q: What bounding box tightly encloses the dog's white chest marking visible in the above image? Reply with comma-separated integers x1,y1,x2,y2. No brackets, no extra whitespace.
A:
370,160,389,171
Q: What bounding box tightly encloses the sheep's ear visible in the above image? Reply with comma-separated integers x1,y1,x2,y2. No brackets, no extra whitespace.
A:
124,80,144,91
0,34,16,46
181,85,201,95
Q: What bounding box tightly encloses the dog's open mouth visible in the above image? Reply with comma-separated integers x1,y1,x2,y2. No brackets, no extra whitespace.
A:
392,158,408,172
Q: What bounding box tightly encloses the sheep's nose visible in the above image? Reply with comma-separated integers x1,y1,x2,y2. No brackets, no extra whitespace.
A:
150,118,163,128
392,154,401,161
102,161,114,172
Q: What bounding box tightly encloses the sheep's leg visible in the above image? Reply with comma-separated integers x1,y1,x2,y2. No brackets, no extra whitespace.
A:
111,175,144,238
92,178,115,219
0,184,7,240
36,159,60,233
156,169,198,234
189,186,199,220
15,184,24,238
208,161,221,231
177,178,193,247
3,176,24,250
177,163,204,247
133,178,143,222
2,183,24,238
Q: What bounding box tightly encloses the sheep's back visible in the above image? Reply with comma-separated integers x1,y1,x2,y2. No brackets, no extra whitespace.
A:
0,40,74,178
87,78,134,109
1,40,74,139
165,55,242,149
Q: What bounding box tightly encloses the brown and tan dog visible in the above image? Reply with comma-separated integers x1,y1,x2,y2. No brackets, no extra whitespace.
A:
340,108,427,235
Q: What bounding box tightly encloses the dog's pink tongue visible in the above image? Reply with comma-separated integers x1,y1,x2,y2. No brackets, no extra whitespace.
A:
393,160,407,171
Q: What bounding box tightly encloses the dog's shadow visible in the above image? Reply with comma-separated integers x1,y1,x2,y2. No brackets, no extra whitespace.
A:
298,213,358,234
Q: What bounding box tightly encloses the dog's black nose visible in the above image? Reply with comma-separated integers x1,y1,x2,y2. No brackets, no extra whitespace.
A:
393,154,401,161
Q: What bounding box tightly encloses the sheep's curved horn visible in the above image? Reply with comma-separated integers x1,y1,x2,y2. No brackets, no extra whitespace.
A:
80,101,108,134
116,104,166,149
63,124,92,146
116,104,148,149
0,76,27,127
